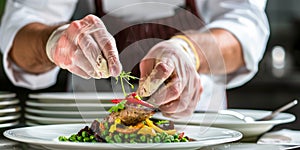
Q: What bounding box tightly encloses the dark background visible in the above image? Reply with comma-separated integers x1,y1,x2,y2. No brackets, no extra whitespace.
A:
0,0,300,130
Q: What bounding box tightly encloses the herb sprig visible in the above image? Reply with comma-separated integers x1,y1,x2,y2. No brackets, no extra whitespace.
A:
115,71,139,97
108,100,127,113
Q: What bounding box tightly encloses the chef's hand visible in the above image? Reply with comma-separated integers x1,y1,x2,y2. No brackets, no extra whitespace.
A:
137,37,202,118
46,14,122,79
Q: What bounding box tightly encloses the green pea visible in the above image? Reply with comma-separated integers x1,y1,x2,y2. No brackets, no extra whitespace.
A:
76,136,83,141
140,135,146,142
164,139,171,143
105,136,111,142
129,133,137,138
92,140,97,143
104,122,109,129
124,134,129,139
147,138,153,143
118,133,123,136
89,135,95,140
167,135,174,142
114,135,122,143
180,137,189,142
82,131,88,137
173,133,179,139
154,136,161,143
161,132,168,139
130,139,137,144
174,139,180,142
83,137,90,142
69,135,77,142
58,136,67,141
101,130,108,137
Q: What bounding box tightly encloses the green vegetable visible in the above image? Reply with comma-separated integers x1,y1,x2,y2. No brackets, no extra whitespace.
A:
180,137,189,142
76,136,83,141
81,131,88,137
104,122,109,129
83,137,90,142
58,136,67,141
90,135,95,140
108,100,127,113
115,71,139,97
156,120,169,125
154,136,161,143
114,135,122,143
140,135,146,142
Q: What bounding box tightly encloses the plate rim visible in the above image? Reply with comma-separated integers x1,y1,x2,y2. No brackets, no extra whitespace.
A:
153,109,296,125
3,123,243,149
0,106,21,114
29,92,124,100
26,100,115,107
0,93,16,99
25,107,108,115
25,113,96,123
0,99,19,106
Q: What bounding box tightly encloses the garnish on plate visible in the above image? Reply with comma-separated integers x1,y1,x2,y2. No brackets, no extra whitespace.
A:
58,72,191,143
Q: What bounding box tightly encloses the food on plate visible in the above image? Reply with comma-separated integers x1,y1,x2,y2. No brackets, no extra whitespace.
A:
58,93,191,143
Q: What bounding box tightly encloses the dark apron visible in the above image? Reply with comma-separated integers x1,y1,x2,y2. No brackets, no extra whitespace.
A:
94,0,204,75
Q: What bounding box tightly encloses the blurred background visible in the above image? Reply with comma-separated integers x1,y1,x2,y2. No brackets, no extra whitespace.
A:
0,0,300,130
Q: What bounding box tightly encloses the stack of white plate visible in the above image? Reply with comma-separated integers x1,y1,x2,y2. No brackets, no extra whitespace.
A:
0,92,20,128
25,92,124,126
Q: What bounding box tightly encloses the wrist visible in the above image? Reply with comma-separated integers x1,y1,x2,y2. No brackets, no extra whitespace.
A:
45,24,69,63
170,35,200,71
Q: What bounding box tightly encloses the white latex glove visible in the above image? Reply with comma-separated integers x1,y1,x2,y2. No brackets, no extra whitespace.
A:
137,38,202,118
46,15,122,79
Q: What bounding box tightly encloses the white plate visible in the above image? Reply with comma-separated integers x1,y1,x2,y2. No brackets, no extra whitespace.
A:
26,100,114,111
25,107,109,118
0,99,19,107
29,92,124,103
0,120,19,128
0,92,16,99
4,124,242,150
0,106,21,116
0,114,21,123
153,109,295,138
26,100,114,107
25,114,98,124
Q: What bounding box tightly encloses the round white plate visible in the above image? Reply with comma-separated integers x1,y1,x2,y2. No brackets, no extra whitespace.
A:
29,92,124,103
25,107,109,118
0,114,21,123
153,109,295,138
0,106,21,116
0,99,19,107
0,120,19,128
0,92,16,99
4,124,242,150
25,114,99,124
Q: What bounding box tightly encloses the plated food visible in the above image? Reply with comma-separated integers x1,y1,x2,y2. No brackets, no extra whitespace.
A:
58,93,191,143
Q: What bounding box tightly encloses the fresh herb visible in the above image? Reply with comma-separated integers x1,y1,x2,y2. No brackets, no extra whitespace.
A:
156,120,169,125
115,71,139,97
108,100,127,113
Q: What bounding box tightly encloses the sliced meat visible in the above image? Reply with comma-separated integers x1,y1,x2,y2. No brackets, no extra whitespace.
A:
107,104,154,126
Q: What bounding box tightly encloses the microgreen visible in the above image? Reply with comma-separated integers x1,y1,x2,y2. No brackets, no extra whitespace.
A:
115,71,139,97
108,100,127,113
156,120,169,125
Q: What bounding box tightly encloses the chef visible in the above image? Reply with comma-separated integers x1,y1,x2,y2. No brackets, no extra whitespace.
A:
0,0,269,118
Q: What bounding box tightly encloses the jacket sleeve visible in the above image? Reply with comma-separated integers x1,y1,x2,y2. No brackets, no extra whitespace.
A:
0,0,77,89
196,0,270,88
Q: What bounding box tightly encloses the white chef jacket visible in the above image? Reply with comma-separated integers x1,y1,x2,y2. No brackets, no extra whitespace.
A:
0,0,269,110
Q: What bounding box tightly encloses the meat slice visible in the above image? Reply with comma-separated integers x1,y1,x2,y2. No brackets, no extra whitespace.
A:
107,104,154,126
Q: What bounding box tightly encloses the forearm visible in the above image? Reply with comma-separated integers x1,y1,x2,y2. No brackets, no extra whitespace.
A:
10,23,60,74
187,28,244,74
